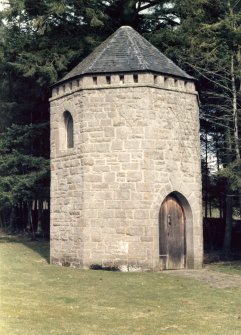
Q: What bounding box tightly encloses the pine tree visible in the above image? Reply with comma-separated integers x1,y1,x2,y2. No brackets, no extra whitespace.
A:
0,0,178,233
162,0,241,252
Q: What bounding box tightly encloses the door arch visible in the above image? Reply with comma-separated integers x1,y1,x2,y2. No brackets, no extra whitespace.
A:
159,193,186,269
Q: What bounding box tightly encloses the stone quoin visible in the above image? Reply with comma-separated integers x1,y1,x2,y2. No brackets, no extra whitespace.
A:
50,26,203,271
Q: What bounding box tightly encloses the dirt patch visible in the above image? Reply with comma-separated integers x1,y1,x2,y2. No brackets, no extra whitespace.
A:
163,268,241,288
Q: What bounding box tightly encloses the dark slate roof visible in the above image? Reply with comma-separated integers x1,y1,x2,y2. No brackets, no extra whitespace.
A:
57,26,193,85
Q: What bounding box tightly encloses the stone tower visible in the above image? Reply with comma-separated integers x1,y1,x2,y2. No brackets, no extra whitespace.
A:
50,26,203,271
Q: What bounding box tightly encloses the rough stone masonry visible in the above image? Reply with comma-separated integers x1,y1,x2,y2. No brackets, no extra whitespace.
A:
49,26,203,271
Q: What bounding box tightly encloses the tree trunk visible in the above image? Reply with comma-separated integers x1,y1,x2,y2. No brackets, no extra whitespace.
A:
231,54,240,160
223,193,233,254
223,107,234,253
222,37,240,252
27,201,35,238
37,200,43,235
22,202,28,231
0,209,5,229
231,54,241,220
9,205,16,232
229,6,241,218
204,129,208,219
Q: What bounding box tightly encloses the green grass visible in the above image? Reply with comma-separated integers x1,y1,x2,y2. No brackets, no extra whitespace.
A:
208,261,241,275
1,235,241,335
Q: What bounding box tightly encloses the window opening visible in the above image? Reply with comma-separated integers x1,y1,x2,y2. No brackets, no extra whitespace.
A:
93,76,97,85
64,111,74,148
120,75,124,84
133,74,138,83
106,76,111,84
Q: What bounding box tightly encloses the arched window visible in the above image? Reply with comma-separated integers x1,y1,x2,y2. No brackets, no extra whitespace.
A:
64,111,74,148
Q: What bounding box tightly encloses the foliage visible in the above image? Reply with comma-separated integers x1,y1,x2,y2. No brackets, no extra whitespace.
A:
220,159,241,191
0,0,241,247
158,1,241,228
0,0,179,231
0,123,49,207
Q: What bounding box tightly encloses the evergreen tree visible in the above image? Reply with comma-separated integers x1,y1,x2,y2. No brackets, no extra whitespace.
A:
162,0,241,252
0,0,176,232
0,123,49,232
1,0,240,250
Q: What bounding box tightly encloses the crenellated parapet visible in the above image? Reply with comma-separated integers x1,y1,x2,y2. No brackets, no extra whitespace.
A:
50,73,197,100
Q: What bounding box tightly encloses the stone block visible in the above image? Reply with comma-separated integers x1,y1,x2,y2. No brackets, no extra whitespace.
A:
122,162,139,170
126,227,144,236
134,210,150,219
111,140,123,151
98,209,115,218
95,143,110,153
105,127,115,137
91,234,102,242
125,140,140,150
104,172,116,183
141,236,153,242
93,165,110,173
114,190,130,200
85,174,102,183
115,209,133,219
127,171,142,182
118,153,130,162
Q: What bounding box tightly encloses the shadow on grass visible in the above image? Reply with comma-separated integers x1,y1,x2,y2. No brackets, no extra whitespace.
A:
219,262,241,270
204,250,241,263
0,233,50,263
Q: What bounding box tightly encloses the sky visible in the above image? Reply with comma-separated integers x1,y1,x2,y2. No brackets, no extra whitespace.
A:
0,0,8,11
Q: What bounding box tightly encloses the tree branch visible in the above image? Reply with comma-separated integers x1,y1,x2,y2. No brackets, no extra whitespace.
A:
138,1,161,12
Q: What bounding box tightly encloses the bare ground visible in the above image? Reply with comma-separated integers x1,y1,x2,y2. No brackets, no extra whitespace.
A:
163,267,241,288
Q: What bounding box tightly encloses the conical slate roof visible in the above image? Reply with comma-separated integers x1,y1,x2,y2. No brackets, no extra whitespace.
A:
58,26,193,84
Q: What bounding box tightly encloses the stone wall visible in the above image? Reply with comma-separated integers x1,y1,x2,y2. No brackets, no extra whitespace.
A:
50,72,203,271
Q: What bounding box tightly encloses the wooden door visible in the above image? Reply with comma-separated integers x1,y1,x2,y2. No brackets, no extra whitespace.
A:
159,195,185,269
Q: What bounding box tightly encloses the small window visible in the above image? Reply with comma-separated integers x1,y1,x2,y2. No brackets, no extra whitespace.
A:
133,74,138,83
63,84,66,92
106,76,111,84
154,75,158,84
93,76,97,85
69,81,72,90
64,111,74,148
77,79,80,87
56,87,59,95
119,75,124,84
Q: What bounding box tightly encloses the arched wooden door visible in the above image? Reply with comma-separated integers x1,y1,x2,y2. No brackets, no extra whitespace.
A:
159,194,186,269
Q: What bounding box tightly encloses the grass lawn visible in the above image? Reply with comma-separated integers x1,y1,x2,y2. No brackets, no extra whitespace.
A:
1,235,241,335
208,261,241,275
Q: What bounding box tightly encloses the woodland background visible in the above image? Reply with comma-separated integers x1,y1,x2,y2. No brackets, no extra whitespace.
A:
0,0,241,254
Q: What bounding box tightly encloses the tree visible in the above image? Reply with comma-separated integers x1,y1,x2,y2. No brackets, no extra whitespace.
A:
1,0,240,250
0,123,49,232
145,0,241,252
166,0,241,253
197,0,241,253
0,0,178,232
